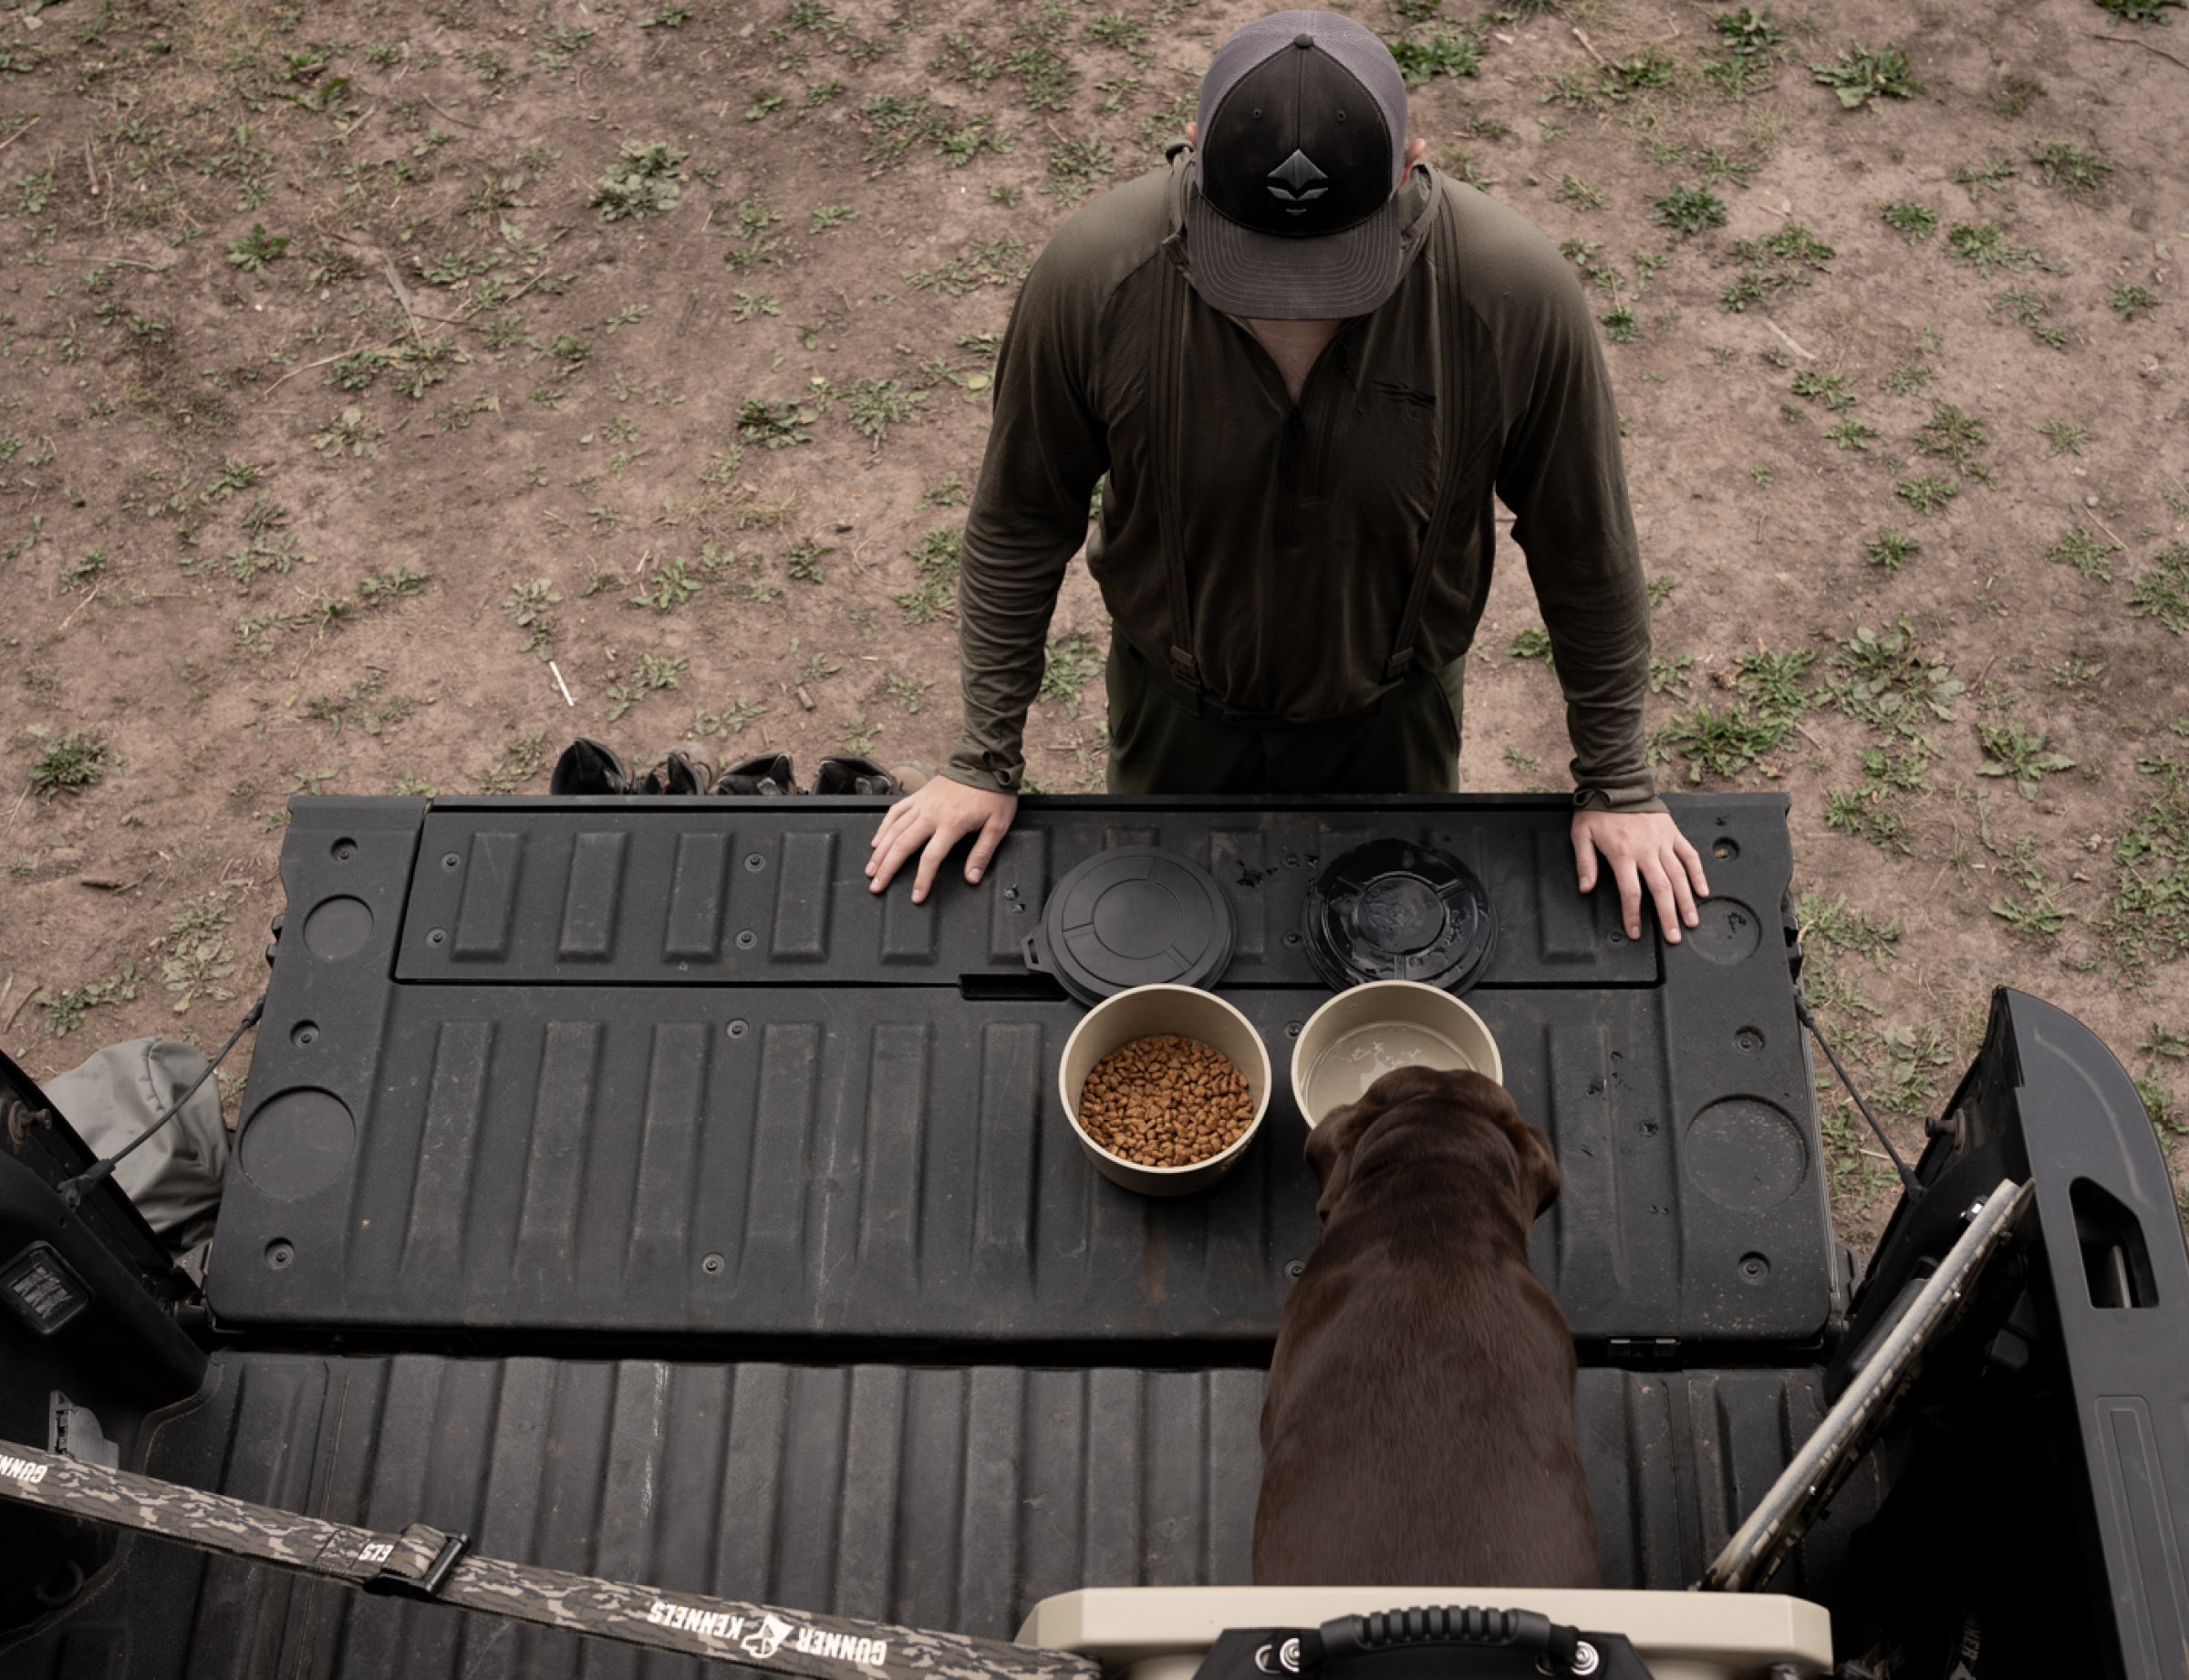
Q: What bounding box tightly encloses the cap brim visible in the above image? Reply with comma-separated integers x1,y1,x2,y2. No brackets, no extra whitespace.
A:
1186,189,1406,319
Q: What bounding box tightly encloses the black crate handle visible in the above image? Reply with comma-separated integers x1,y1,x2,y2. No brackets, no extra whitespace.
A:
1304,1607,1581,1673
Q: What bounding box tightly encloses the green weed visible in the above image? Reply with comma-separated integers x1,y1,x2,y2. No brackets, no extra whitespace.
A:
2109,283,2161,322
2047,525,2119,582
28,730,110,798
1702,5,1788,98
1825,619,1964,735
1977,717,2076,799
604,658,686,722
162,892,237,1012
1914,403,1991,482
226,223,288,271
469,731,548,794
313,407,380,457
35,964,140,1038
1558,174,1607,210
1389,26,1482,84
590,140,686,222
1946,222,2041,276
1790,369,1859,410
1895,474,1957,513
1810,41,1921,108
503,578,560,654
1509,626,1554,664
1991,286,2064,348
1880,200,1937,240
59,549,107,592
691,699,768,738
1865,529,1920,572
630,559,701,613
306,671,412,739
895,526,962,624
1949,158,2017,200
1651,184,1728,236
2101,750,2188,978
2028,140,2112,192
2037,420,2089,456
906,237,1030,296
736,397,814,450
835,378,925,442
1650,704,1791,783
1825,785,1914,855
2128,544,2189,634
1039,630,1105,716
1649,653,1694,693
884,674,933,713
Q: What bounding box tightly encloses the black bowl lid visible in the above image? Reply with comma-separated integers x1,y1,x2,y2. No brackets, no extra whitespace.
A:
1302,838,1497,993
1028,846,1237,1007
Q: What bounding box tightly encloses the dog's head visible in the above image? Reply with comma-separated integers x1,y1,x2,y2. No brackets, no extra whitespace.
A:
1303,1064,1561,1224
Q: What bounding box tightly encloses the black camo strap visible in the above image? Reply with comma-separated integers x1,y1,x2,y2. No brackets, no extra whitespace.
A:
1382,189,1468,686
1152,241,1199,692
0,1442,1098,1680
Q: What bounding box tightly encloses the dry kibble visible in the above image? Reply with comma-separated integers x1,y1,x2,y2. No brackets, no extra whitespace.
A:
1077,1035,1256,1167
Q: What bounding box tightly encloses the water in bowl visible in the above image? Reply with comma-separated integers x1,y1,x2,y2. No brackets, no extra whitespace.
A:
1300,1020,1478,1127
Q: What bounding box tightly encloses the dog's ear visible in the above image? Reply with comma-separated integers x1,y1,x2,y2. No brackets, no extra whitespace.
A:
1513,1117,1561,1217
1468,1074,1561,1218
1304,1096,1376,1224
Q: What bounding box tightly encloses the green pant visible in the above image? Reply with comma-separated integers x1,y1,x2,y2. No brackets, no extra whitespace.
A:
1105,641,1468,795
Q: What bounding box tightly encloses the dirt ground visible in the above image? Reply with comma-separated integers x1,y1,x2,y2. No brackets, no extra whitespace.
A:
1,0,2184,1246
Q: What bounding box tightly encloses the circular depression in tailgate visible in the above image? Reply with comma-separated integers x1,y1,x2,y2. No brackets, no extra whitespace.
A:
1685,1096,1808,1210
303,894,373,959
239,1088,357,1199
1687,897,1762,964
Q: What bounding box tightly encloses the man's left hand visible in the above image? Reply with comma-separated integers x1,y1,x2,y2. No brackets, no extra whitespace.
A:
1571,809,1709,944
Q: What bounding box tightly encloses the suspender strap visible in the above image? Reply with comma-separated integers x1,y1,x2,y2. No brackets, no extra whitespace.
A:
1383,194,1468,685
1152,244,1200,691
0,1441,1098,1680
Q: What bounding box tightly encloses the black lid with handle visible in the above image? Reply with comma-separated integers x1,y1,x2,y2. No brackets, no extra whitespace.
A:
1302,837,1497,993
1024,846,1237,1007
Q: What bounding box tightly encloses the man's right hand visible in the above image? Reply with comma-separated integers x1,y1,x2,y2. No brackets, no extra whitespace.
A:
866,775,1018,904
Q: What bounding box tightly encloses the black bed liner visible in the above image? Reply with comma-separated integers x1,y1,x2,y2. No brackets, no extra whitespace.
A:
7,787,2189,1678
2,1348,1873,1678
205,793,1836,1351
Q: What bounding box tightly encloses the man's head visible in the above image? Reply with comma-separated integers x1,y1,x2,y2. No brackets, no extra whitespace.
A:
1186,9,1420,321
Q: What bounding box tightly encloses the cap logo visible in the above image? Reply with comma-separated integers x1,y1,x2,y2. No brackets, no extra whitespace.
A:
1266,149,1328,216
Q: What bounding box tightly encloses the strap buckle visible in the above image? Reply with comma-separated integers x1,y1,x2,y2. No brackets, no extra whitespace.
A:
1167,645,1203,693
360,1522,471,1602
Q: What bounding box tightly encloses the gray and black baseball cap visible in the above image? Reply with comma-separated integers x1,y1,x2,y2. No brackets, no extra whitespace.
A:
1188,9,1413,320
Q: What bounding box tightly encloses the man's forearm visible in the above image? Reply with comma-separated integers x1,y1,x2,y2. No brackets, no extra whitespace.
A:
944,533,1074,793
1549,603,1657,811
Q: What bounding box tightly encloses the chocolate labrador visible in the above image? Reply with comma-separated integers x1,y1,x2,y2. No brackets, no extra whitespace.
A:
1252,1064,1601,1587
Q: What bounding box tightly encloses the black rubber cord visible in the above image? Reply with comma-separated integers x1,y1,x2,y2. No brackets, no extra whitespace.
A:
56,992,267,1212
1794,990,1924,1201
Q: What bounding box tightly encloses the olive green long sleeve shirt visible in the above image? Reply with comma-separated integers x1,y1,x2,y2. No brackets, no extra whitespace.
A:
947,155,1661,812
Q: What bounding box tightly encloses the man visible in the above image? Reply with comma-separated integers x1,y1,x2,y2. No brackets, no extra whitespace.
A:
867,8,1708,942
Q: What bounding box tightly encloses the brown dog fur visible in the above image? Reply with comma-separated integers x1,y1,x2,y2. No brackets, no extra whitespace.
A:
1251,1065,1601,1587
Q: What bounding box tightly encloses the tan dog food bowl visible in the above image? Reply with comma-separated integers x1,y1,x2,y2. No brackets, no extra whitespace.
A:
1059,984,1274,1197
1289,980,1504,1130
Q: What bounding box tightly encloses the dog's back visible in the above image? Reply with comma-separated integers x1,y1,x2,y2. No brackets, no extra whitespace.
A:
1252,1066,1600,1588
